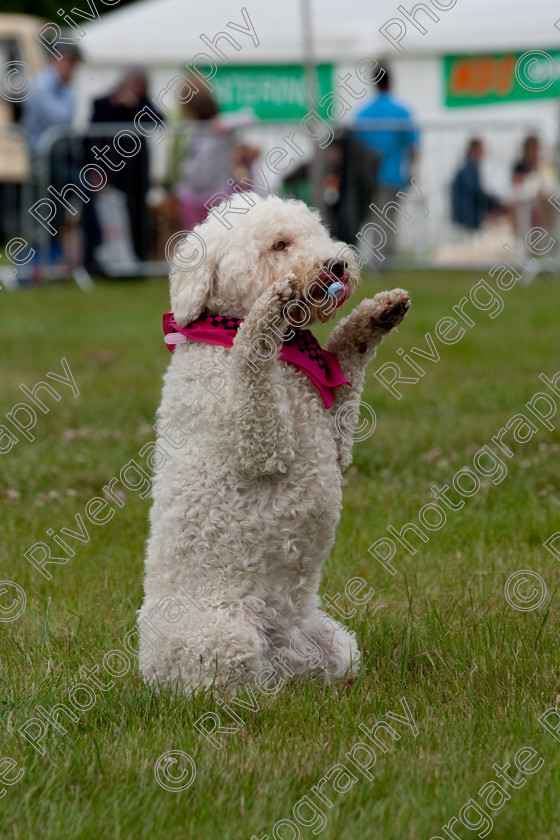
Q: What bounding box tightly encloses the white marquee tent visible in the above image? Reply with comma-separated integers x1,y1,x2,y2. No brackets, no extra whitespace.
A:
76,0,560,262
80,0,560,66
77,0,560,124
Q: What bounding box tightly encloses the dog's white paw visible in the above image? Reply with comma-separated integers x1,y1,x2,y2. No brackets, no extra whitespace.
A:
270,274,303,310
236,276,302,357
346,288,410,353
367,288,411,330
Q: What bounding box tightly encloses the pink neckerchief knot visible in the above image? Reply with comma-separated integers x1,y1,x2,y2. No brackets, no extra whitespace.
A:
163,311,350,409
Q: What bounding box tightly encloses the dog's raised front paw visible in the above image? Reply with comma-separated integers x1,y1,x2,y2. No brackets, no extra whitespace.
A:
369,288,411,331
330,288,410,360
272,273,303,311
249,275,300,322
234,276,300,358
351,288,410,350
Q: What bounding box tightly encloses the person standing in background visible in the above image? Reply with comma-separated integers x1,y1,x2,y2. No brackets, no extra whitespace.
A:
451,138,503,231
22,43,81,265
510,135,557,236
353,65,419,269
23,43,80,152
85,68,162,267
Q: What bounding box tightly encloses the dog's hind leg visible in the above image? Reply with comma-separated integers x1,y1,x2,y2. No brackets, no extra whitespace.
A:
138,602,269,695
306,612,361,683
269,612,361,685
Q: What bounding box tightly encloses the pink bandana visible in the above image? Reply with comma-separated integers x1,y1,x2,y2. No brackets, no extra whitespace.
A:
163,311,350,409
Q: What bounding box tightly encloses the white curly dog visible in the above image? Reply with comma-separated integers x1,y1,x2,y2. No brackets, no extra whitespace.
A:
138,193,410,694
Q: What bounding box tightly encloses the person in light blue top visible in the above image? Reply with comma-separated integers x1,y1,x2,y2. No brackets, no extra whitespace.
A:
354,66,419,189
353,66,420,268
22,43,81,266
23,45,80,151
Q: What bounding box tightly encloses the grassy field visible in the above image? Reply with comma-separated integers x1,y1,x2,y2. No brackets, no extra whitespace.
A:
1,269,559,840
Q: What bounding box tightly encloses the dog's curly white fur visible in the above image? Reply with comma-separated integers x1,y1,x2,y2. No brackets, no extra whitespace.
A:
138,193,410,693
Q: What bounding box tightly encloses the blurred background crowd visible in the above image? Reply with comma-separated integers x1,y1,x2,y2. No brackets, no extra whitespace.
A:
1,0,560,284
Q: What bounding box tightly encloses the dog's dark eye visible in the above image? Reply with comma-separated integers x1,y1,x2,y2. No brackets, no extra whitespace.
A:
272,241,288,251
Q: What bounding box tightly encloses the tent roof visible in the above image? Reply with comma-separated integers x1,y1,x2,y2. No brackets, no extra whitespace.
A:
82,0,560,66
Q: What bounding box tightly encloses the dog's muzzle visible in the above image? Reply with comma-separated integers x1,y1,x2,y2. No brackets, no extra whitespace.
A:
310,261,349,309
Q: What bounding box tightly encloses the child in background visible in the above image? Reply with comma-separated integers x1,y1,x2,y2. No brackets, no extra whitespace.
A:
172,83,259,231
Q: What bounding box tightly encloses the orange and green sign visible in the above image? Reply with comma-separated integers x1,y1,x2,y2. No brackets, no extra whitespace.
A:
444,50,560,107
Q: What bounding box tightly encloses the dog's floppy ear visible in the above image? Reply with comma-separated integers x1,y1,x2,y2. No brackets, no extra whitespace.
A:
169,229,217,326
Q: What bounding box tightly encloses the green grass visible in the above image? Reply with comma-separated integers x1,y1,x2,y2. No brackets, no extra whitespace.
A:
1,270,559,840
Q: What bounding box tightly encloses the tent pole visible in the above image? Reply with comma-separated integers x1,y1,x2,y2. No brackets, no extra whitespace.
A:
300,0,326,217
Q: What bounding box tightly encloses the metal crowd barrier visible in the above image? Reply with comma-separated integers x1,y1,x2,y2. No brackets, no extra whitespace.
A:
1,117,558,288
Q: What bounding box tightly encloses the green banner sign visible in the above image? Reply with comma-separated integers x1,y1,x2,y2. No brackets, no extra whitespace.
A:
444,50,560,107
200,64,334,121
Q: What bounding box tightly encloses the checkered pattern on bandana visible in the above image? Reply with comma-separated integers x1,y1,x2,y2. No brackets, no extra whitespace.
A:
285,329,328,376
197,314,328,373
195,314,327,373
198,313,242,332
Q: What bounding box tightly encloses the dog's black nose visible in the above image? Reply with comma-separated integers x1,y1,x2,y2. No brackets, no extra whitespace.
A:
325,260,347,279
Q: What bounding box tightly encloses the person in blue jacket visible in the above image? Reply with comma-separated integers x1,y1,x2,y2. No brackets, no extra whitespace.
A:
451,138,503,230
